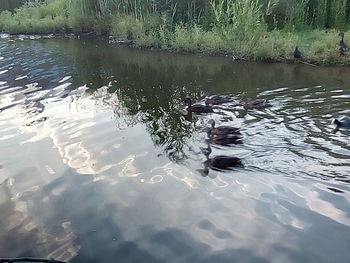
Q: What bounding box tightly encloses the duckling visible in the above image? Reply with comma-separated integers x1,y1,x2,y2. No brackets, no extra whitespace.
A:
241,96,272,110
205,95,234,105
293,46,302,59
184,98,214,113
206,134,243,146
201,143,243,175
206,119,241,136
339,32,349,55
332,117,350,133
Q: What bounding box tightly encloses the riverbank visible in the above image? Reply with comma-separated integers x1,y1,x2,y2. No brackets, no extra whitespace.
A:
1,0,350,66
2,29,349,67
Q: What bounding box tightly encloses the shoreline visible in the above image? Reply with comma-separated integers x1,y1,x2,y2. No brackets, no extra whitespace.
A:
0,31,344,67
2,0,350,67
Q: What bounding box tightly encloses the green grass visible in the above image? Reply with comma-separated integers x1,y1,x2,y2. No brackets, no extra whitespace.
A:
1,0,350,65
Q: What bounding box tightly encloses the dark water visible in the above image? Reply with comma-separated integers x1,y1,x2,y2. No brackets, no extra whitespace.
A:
1,34,350,263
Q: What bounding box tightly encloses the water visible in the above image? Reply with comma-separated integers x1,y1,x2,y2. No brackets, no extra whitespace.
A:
1,35,350,263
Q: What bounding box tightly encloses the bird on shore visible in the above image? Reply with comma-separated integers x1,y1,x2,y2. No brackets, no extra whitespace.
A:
339,32,349,55
240,96,272,110
184,98,213,113
293,46,302,59
332,117,350,133
201,143,243,175
205,119,241,136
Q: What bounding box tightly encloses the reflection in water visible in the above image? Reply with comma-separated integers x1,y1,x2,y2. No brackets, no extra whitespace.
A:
0,179,78,261
0,36,350,262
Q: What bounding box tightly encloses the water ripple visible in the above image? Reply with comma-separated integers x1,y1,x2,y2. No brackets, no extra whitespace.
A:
0,37,350,263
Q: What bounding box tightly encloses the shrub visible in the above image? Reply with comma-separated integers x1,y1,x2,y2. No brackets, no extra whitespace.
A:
111,15,144,40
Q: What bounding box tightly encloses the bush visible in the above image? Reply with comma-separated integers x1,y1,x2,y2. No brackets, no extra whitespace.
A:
68,14,95,33
111,15,144,40
0,11,12,31
173,24,228,53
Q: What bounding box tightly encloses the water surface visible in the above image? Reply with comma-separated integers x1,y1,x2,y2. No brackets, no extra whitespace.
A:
1,35,350,263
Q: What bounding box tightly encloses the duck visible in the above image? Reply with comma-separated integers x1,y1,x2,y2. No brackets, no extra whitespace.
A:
204,156,243,171
332,117,350,133
240,96,272,110
205,94,234,105
293,46,302,59
206,119,241,136
201,143,243,175
334,117,350,128
184,98,214,113
206,134,243,146
339,32,349,55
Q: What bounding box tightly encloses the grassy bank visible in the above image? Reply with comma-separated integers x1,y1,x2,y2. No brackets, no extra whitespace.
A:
1,0,350,65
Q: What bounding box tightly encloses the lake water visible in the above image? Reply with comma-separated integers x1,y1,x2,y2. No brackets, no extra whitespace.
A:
0,35,350,263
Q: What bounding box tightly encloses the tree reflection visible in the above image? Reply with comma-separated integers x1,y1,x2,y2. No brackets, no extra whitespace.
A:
60,43,213,161
50,38,350,163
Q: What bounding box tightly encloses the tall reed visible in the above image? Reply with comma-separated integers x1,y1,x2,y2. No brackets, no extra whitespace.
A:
1,0,350,34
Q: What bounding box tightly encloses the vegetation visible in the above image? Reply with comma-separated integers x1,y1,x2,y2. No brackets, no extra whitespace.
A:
0,0,25,11
1,0,350,64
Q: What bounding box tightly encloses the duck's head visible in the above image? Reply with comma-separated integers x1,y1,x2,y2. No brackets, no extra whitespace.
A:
203,161,210,176
331,119,341,134
332,119,342,126
295,46,299,50
208,119,216,129
339,32,345,38
200,142,212,158
184,98,192,107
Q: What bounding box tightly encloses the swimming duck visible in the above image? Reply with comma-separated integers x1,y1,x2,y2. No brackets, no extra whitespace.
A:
332,117,350,133
241,96,272,110
206,134,243,146
205,95,234,105
293,46,302,59
204,155,243,171
334,117,350,128
201,143,243,175
333,117,350,128
206,119,241,136
339,32,349,55
184,98,214,113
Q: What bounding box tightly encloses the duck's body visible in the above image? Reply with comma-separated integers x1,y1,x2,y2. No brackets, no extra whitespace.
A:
207,134,243,146
201,143,243,175
204,156,243,171
332,117,350,133
334,117,350,128
339,32,349,55
241,96,272,110
205,95,233,105
187,104,214,113
185,98,213,113
294,46,302,59
206,119,241,136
